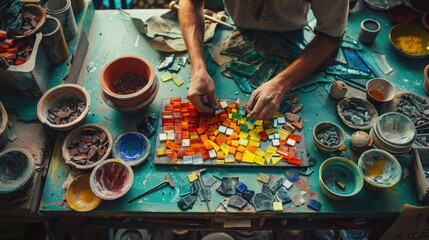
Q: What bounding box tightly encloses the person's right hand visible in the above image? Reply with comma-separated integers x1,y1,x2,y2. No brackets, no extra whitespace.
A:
187,69,217,113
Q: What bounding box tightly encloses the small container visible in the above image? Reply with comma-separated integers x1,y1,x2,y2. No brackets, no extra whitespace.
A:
358,19,381,45
62,124,113,170
66,174,102,212
358,149,402,190
41,16,69,65
112,132,151,167
0,148,35,194
37,84,90,131
319,157,363,200
313,122,345,153
99,56,159,113
90,158,134,200
45,0,78,41
366,78,395,105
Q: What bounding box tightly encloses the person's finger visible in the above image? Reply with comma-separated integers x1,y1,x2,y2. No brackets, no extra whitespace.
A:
247,92,258,110
250,99,265,119
188,94,214,113
206,92,218,109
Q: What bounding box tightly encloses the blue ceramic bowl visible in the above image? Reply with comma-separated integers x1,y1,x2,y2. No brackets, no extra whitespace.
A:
358,149,402,190
319,157,363,200
375,112,416,147
0,148,35,194
112,132,150,167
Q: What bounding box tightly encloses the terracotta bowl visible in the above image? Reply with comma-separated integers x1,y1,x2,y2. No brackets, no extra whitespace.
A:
37,84,90,131
0,148,35,194
66,174,102,212
99,56,159,112
89,158,134,200
10,4,47,39
0,102,9,149
62,124,113,170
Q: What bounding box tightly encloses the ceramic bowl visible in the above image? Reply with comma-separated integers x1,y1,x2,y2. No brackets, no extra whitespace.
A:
362,0,406,11
0,148,35,194
90,158,134,200
366,78,396,104
37,84,90,131
62,124,113,170
388,4,417,25
0,102,9,149
66,174,102,212
358,149,402,190
99,56,159,113
112,132,151,167
389,24,429,59
9,4,47,39
337,97,378,131
313,122,345,152
375,112,416,147
319,157,363,200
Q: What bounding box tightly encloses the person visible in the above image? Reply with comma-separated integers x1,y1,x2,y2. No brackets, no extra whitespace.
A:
178,0,349,119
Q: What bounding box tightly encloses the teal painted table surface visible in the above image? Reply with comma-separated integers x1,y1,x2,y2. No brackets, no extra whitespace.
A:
40,5,427,225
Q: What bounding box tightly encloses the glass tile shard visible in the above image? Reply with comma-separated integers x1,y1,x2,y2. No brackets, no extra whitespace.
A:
177,193,197,210
231,72,253,94
227,195,247,209
342,48,371,73
216,176,239,196
158,54,174,70
326,64,372,79
276,186,292,203
221,41,254,57
226,61,257,77
341,36,362,50
248,57,281,88
239,50,265,64
251,192,272,212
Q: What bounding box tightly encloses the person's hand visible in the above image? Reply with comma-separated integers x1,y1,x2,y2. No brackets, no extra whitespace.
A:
187,69,217,113
247,79,287,120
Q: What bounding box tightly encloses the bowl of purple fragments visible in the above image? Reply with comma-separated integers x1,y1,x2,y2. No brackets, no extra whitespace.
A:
62,124,113,170
37,84,90,131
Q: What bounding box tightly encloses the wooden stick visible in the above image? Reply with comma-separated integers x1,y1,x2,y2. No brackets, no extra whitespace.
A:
169,1,235,29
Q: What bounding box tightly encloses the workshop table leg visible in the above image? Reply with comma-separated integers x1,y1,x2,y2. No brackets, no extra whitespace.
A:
63,216,86,240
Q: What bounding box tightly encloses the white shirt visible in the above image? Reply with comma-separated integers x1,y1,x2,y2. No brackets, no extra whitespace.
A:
223,0,349,37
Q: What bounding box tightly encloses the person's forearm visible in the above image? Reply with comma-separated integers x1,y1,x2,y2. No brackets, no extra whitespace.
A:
178,0,206,74
273,35,341,93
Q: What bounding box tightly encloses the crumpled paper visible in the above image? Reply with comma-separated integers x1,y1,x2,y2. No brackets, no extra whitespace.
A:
144,10,227,52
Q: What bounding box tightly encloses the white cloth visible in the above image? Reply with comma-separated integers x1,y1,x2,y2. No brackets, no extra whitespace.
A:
223,0,348,37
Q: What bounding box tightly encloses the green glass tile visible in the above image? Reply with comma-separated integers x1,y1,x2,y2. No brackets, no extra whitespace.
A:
226,61,257,77
326,64,372,79
231,72,253,94
248,57,281,88
221,41,254,57
239,50,265,64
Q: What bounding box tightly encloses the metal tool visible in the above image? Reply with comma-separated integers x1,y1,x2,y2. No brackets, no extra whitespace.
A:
127,174,174,204
119,9,147,34
191,168,211,212
168,1,235,29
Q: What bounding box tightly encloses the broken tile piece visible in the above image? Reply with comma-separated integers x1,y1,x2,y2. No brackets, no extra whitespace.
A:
241,189,255,202
286,138,296,147
158,54,174,70
298,167,314,176
251,193,272,212
159,133,167,142
183,156,193,164
202,173,218,187
198,185,211,202
276,186,292,203
8,133,17,142
161,74,173,82
228,195,247,209
192,154,204,164
307,199,321,211
269,177,284,193
291,104,303,114
177,56,187,67
257,173,271,184
212,169,227,180
172,75,184,86
216,177,239,196
177,193,197,210
285,169,300,182
285,112,301,123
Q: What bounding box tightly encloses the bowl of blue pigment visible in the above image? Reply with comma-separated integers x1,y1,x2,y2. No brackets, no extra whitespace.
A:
112,132,151,167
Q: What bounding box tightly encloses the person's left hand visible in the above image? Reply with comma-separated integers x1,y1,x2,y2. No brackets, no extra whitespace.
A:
247,80,287,120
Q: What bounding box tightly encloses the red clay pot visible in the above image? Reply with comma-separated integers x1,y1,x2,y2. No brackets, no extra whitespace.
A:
99,56,159,111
